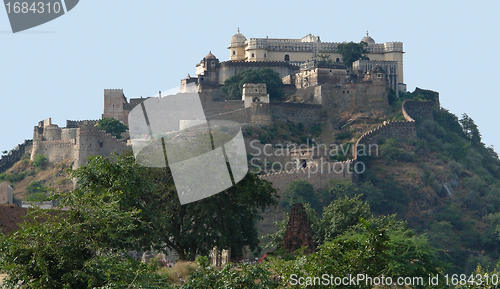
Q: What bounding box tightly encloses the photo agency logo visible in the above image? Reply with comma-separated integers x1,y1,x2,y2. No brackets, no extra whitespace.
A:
128,86,248,205
4,0,79,33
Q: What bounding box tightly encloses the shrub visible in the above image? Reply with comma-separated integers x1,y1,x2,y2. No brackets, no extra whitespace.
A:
25,192,48,202
26,180,46,195
336,130,352,140
32,154,47,168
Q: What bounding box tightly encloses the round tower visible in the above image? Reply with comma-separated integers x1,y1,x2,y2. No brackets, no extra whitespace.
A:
228,28,246,61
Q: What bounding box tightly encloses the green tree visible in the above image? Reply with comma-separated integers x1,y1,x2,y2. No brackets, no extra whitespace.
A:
69,153,278,261
0,178,168,288
182,262,279,289
281,180,320,212
264,195,371,249
220,68,285,101
315,195,371,246
271,215,443,289
95,117,128,139
337,41,369,70
460,113,482,143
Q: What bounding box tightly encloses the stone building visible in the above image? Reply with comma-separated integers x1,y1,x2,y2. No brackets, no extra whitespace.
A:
102,89,151,126
31,118,128,169
0,182,13,204
227,30,404,85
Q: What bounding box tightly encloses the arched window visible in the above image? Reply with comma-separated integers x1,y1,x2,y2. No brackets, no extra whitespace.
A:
284,54,290,61
232,51,235,55
336,58,340,63
251,53,255,58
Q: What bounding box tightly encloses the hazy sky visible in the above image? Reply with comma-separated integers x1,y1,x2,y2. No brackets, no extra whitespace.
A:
1,1,499,155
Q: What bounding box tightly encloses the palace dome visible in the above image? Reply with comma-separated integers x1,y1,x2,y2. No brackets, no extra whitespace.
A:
205,51,216,59
361,32,375,44
229,28,246,47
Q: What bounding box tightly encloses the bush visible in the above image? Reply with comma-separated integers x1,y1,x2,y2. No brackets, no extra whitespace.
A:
336,130,352,140
32,154,47,168
25,192,48,202
95,117,128,139
26,180,46,195
379,138,415,162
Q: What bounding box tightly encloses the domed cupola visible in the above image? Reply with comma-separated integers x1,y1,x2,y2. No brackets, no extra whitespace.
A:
229,28,246,48
205,51,216,60
229,28,246,61
361,31,375,44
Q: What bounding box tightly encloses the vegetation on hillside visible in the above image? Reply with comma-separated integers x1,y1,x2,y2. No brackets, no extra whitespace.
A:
337,41,370,69
95,117,128,139
0,152,278,288
2,87,500,287
220,68,285,101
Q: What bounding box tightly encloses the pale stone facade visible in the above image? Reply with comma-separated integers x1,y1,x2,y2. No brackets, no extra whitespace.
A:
31,118,128,169
227,30,404,85
0,182,13,204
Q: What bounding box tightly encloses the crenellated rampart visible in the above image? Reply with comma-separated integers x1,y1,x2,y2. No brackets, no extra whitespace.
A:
0,139,32,172
260,97,435,193
258,159,356,194
66,120,99,128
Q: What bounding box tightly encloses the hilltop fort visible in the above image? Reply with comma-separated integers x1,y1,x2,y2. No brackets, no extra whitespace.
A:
0,31,438,201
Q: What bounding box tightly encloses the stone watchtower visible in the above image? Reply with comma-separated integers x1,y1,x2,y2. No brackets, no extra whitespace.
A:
242,83,269,108
102,89,130,125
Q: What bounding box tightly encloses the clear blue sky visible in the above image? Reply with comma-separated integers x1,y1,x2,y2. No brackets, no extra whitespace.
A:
1,1,499,155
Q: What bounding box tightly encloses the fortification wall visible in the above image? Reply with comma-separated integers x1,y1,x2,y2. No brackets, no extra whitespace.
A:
413,87,440,105
259,97,420,194
66,120,99,128
355,121,416,153
258,160,355,194
75,127,129,168
218,61,298,84
402,100,434,121
250,103,273,124
270,102,323,125
31,139,76,163
245,140,295,169
201,98,246,116
61,128,78,141
0,140,32,172
315,82,389,115
42,125,62,141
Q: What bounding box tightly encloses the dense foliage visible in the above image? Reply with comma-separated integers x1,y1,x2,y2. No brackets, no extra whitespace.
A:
0,152,278,288
337,41,369,69
220,68,285,101
95,117,128,139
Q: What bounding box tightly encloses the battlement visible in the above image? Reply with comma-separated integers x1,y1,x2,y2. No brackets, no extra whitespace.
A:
258,159,355,193
0,139,32,172
220,60,299,68
66,119,99,128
